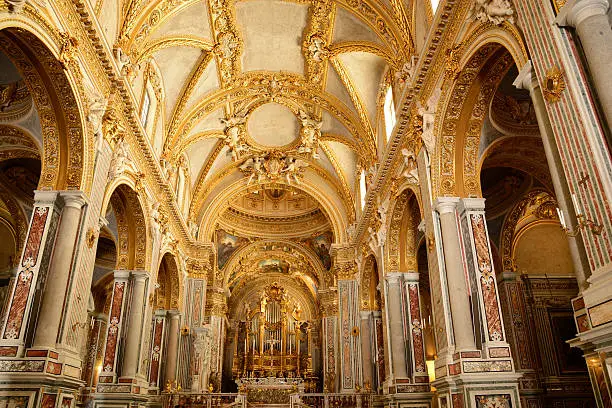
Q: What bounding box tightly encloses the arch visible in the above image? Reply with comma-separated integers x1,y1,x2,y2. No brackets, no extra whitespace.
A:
155,252,182,311
360,254,380,311
101,182,149,271
195,169,352,244
227,273,317,323
385,188,422,274
221,239,328,292
432,24,529,199
0,20,90,192
499,188,559,273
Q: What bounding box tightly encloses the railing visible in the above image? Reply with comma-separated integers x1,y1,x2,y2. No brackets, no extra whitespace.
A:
290,393,374,408
161,393,246,408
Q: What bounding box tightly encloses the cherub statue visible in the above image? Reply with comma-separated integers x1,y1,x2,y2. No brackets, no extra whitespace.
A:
282,157,308,185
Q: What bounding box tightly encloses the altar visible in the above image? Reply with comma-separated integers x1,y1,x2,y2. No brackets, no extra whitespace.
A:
236,377,305,405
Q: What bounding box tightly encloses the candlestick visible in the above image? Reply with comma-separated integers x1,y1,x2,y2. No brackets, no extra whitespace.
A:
571,193,582,216
556,207,566,228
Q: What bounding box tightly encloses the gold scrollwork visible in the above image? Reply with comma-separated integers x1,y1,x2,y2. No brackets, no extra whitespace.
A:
542,66,566,103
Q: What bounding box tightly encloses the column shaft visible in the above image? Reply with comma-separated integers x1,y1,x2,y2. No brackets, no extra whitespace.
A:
360,312,374,390
122,271,148,378
515,61,590,288
559,0,612,128
435,198,476,352
33,192,86,349
385,274,408,380
164,311,181,384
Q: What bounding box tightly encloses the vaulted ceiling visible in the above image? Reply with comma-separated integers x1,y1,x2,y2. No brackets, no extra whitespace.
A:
98,0,424,237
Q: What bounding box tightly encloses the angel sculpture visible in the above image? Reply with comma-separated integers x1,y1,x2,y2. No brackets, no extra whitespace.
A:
239,156,265,185
399,148,419,183
298,110,322,159
472,0,514,25
220,112,249,161
282,157,309,185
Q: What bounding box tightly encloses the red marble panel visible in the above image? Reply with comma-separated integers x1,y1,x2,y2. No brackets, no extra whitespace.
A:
40,394,56,408
452,393,464,408
46,361,62,375
26,350,49,357
3,208,49,340
102,281,126,373
460,351,481,358
22,207,49,266
375,318,385,385
471,214,504,342
61,397,72,408
407,284,426,374
488,347,510,358
0,346,17,356
576,313,590,333
448,362,461,375
572,297,585,311
148,317,165,386
593,363,612,407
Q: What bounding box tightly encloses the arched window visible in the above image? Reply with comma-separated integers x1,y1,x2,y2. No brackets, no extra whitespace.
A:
383,85,396,141
360,169,367,210
140,87,151,127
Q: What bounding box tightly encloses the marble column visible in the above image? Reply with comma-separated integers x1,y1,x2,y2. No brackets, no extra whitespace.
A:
384,273,408,381
557,0,612,129
148,310,167,389
122,270,148,379
514,61,590,288
434,198,476,352
0,192,62,354
164,310,181,384
360,311,374,391
99,271,130,383
33,191,87,349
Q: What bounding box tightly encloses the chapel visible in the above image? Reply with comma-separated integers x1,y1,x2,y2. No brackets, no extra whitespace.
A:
0,0,610,407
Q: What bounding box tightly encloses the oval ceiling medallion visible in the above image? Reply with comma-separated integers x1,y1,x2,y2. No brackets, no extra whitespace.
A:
247,102,299,149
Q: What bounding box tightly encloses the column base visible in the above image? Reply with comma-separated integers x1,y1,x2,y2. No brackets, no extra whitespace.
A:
432,372,522,408
383,391,433,408
0,372,84,408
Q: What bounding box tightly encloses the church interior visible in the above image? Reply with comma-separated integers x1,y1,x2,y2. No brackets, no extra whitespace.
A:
0,0,611,407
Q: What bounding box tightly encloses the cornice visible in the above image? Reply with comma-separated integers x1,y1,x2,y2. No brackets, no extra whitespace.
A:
350,0,467,246
67,0,195,253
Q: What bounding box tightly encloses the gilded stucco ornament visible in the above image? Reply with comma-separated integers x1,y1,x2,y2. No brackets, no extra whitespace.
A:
84,81,108,153
297,110,322,159
102,106,126,146
58,32,78,69
5,0,27,13
114,47,139,83
542,66,566,103
107,139,137,182
470,0,515,25
395,56,418,85
219,110,250,161
239,151,309,186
